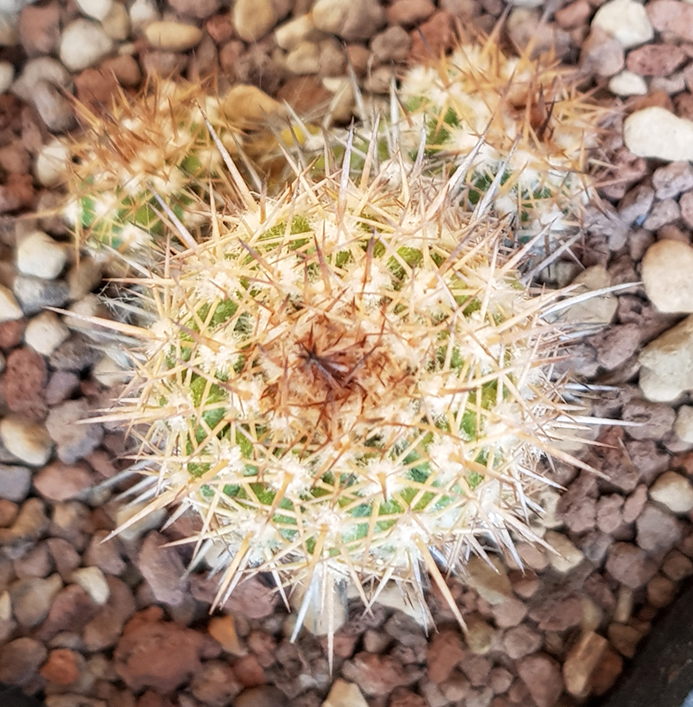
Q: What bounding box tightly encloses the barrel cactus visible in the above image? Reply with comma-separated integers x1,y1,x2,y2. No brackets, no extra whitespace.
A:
81,127,591,661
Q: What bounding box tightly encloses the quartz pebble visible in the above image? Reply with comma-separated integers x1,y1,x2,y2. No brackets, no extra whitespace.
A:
609,70,648,96
649,471,693,513
74,0,113,21
639,315,693,401
35,140,70,188
625,107,693,161
24,311,70,357
642,240,693,313
59,19,114,72
16,230,67,280
592,0,654,48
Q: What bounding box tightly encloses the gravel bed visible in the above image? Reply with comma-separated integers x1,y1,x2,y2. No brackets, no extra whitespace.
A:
1,0,693,706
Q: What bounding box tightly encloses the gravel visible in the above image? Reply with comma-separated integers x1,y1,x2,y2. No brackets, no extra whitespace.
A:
0,0,692,705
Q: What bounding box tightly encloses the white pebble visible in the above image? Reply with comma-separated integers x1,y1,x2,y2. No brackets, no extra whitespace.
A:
35,139,70,188
641,239,693,313
592,0,654,48
0,284,23,322
71,566,111,605
650,471,693,514
129,0,159,28
608,70,648,97
16,230,67,280
25,311,70,356
625,107,693,162
59,19,114,72
75,0,113,21
0,416,53,466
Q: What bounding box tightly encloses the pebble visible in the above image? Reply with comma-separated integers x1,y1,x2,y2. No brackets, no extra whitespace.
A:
232,0,278,42
10,573,62,626
675,405,693,443
342,652,421,696
625,107,693,161
74,0,113,21
628,44,686,77
35,139,70,188
561,265,618,325
639,314,693,401
648,0,693,42
637,503,682,553
562,631,608,697
312,0,386,41
71,566,110,605
114,609,213,692
464,556,512,605
34,461,92,502
275,13,324,50
13,276,70,315
129,0,159,28
0,284,23,322
138,530,188,606
16,230,67,280
545,531,585,573
0,637,48,686
322,679,369,707
46,399,104,465
609,70,648,96
426,630,465,683
0,416,52,466
59,19,114,72
24,311,70,357
144,21,203,51
0,463,31,502
516,653,563,707
649,470,693,513
101,2,130,40
286,40,321,75
642,239,693,313
372,25,411,62
592,0,654,48
580,28,625,78
0,60,12,94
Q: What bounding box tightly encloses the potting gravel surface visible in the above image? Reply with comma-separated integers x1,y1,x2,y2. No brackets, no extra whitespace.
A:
1,0,693,706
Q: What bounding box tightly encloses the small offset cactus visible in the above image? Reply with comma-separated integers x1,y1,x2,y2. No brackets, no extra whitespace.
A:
85,129,590,657
395,37,604,238
63,77,245,260
249,34,604,250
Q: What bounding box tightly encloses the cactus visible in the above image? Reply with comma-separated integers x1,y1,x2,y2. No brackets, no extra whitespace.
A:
80,127,593,662
63,76,246,261
247,34,604,254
